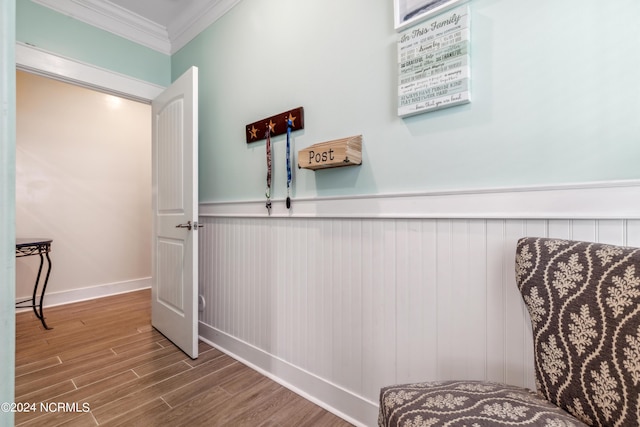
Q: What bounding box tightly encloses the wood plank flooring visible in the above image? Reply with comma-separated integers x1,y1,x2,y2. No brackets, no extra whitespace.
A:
15,290,353,426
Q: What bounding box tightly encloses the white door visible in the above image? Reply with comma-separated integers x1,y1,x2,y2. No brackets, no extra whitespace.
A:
151,66,199,359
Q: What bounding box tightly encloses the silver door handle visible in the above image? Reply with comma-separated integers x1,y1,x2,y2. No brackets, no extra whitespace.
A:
176,221,193,230
175,221,204,231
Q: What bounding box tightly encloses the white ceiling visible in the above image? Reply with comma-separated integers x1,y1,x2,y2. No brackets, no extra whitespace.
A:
32,0,242,54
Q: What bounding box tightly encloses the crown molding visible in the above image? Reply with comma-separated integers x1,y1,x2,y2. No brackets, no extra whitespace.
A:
169,0,243,54
31,0,242,56
33,0,171,54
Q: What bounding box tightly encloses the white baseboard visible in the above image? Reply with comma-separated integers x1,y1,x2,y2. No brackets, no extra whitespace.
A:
16,277,151,310
198,322,378,427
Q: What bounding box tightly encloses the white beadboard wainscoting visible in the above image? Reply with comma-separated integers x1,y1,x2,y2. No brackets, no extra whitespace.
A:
198,181,640,427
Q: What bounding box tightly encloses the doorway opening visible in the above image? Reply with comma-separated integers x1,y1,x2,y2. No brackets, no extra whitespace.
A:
16,70,152,309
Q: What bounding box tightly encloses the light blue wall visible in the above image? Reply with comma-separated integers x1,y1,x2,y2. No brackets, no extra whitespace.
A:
0,0,16,424
17,1,171,87
172,0,640,203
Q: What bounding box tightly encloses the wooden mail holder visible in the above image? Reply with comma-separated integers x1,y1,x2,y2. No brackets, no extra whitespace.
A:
298,135,362,171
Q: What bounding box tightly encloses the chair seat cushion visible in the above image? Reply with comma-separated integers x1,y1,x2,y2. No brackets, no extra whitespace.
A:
379,380,588,426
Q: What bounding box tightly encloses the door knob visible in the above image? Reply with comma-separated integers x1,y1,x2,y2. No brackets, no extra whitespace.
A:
175,221,204,231
176,221,193,230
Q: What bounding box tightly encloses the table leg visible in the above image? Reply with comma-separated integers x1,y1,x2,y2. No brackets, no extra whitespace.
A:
38,251,52,330
30,251,52,330
16,240,54,330
31,253,44,320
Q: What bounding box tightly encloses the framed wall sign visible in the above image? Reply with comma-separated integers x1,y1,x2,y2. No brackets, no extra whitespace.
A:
397,5,470,117
394,0,468,32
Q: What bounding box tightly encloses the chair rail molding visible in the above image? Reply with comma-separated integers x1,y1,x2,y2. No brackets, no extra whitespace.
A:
200,180,640,219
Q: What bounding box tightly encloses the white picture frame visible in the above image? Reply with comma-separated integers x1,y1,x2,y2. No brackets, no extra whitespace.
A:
394,0,468,31
397,5,471,117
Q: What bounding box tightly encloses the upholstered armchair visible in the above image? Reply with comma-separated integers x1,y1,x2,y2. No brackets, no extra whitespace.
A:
379,237,640,426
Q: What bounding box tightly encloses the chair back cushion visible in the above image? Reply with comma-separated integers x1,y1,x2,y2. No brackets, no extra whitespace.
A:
516,237,640,426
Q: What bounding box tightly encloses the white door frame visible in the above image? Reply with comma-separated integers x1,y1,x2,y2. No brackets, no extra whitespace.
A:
14,42,170,300
15,42,165,103
16,45,201,355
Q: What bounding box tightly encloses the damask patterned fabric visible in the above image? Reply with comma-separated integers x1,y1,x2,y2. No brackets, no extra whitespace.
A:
517,237,640,426
378,380,587,426
378,237,640,427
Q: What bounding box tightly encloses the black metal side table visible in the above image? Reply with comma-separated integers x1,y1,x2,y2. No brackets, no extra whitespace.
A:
16,238,53,330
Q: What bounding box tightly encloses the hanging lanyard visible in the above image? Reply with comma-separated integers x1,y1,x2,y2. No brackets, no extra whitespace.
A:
286,119,292,209
265,128,272,215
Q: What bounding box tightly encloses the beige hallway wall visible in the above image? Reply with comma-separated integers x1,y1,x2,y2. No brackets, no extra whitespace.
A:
16,70,151,302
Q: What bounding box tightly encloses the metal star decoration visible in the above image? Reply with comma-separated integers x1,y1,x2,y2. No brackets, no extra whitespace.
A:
248,125,258,139
245,107,304,143
287,113,297,128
